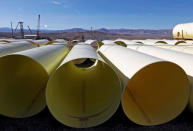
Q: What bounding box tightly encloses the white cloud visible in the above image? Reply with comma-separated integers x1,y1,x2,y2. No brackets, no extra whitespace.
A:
44,25,48,28
51,0,80,14
51,0,69,8
52,0,62,5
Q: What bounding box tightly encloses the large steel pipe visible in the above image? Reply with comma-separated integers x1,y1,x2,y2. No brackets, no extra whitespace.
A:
125,44,193,111
46,44,122,128
118,39,193,55
173,22,193,40
54,39,67,43
155,42,193,55
0,41,36,57
0,39,28,43
0,45,69,118
85,40,97,45
0,42,8,44
98,45,190,126
28,39,50,47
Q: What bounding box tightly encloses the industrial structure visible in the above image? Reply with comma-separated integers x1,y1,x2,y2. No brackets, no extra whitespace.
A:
11,14,41,39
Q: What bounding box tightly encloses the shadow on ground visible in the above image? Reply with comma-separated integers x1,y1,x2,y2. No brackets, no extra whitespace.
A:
0,105,192,131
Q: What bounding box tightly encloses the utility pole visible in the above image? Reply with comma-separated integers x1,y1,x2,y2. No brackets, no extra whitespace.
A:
36,14,40,39
10,22,14,38
91,27,94,39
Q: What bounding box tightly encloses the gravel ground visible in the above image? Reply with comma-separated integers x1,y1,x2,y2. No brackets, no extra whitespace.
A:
0,106,192,131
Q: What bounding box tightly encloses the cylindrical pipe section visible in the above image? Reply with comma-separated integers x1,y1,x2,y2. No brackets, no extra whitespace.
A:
0,42,8,44
0,45,69,118
125,44,193,112
46,44,122,128
54,39,67,43
0,39,28,43
173,22,193,40
85,40,97,45
98,45,190,126
102,40,115,45
28,39,50,46
0,41,36,57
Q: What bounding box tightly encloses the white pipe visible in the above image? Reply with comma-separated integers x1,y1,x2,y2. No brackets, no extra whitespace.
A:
0,41,36,57
98,45,189,126
46,44,122,128
85,40,97,45
125,44,193,111
31,39,50,45
54,39,67,43
0,45,69,118
173,22,193,40
102,40,115,45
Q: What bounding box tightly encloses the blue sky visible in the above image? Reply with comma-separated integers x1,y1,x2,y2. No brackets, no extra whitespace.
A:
0,0,193,30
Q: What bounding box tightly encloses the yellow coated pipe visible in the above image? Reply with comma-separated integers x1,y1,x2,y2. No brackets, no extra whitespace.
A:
46,44,122,128
0,41,36,57
0,45,69,118
98,44,190,126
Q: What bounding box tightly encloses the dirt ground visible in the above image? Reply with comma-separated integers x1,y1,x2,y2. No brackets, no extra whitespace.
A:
0,106,192,131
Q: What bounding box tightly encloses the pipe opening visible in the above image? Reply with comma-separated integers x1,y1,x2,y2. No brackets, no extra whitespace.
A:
46,60,122,128
155,41,168,44
73,58,96,69
175,41,186,45
0,55,48,118
115,41,127,47
122,61,189,126
136,41,144,44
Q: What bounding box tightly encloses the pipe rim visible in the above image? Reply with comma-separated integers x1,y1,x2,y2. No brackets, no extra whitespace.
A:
122,61,190,126
46,59,122,128
0,54,48,118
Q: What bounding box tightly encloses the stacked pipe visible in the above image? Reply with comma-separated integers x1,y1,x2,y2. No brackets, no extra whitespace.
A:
118,39,193,55
0,41,36,57
98,41,189,126
115,39,193,111
0,38,193,129
0,40,55,57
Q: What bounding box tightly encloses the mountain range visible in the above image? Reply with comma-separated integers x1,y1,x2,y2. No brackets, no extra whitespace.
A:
0,27,172,35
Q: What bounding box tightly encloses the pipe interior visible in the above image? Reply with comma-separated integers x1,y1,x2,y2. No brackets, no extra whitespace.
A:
0,55,48,118
46,60,122,128
122,61,190,126
73,58,96,69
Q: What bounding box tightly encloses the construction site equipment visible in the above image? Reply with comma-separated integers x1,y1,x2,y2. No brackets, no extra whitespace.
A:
14,22,24,39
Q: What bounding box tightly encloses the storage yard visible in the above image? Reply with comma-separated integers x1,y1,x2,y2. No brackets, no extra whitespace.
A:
0,22,193,130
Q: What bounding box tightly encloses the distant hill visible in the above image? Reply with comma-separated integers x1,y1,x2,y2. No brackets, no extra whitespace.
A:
96,28,172,35
0,27,172,36
0,27,12,32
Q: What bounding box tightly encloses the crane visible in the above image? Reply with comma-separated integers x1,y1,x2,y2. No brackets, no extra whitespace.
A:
36,14,40,39
27,26,33,34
